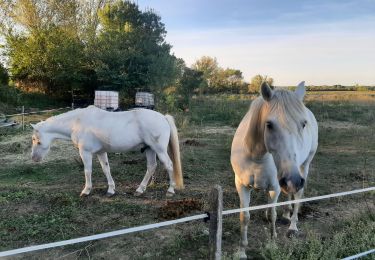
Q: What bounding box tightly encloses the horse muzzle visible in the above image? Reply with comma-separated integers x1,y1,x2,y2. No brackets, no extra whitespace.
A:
279,175,305,194
31,154,42,162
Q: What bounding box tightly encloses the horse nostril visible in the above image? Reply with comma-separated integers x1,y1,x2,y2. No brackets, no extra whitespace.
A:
296,177,305,191
279,177,287,188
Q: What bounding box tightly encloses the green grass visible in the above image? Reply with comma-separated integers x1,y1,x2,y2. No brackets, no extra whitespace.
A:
187,95,251,127
0,94,374,259
261,213,375,260
306,101,375,125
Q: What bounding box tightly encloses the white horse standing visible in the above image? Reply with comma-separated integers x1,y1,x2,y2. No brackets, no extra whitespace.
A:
30,106,184,197
231,82,318,258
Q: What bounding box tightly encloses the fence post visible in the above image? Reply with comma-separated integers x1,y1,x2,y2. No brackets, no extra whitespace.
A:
208,185,223,260
22,106,25,131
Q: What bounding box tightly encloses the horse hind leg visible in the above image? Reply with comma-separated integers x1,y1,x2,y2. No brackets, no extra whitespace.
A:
156,150,176,197
235,177,251,259
97,152,115,197
135,149,157,196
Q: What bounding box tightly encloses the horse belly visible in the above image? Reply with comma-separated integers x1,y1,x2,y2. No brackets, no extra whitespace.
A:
106,137,143,152
93,126,143,153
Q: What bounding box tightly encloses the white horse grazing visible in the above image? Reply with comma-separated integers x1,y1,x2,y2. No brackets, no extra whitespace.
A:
231,81,318,258
30,106,183,197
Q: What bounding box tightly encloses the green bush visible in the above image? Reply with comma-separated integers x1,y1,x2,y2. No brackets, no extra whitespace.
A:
0,64,8,85
0,85,21,106
0,85,67,111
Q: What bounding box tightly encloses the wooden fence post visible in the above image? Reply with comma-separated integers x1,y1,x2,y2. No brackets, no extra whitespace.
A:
208,185,223,260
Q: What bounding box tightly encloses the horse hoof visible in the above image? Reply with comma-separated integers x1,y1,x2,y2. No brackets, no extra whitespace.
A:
134,191,143,197
106,192,115,197
166,191,174,197
235,251,247,260
278,217,291,225
80,193,90,197
287,229,298,238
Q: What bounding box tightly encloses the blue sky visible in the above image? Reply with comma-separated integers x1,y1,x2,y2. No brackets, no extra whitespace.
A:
137,0,375,86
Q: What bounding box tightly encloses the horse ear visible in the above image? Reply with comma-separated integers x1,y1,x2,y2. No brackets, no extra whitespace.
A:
261,81,273,101
295,81,305,101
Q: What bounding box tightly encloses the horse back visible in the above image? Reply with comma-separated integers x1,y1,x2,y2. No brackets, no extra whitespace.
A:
72,108,169,153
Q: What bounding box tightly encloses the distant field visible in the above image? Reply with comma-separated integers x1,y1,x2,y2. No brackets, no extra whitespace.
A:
305,90,375,103
0,92,374,259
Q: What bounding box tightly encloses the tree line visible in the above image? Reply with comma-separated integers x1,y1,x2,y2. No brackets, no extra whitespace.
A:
0,0,274,108
0,0,373,110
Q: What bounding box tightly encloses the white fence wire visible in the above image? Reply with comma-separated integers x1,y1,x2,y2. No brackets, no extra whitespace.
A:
0,106,71,129
3,107,71,118
0,186,373,258
341,249,375,260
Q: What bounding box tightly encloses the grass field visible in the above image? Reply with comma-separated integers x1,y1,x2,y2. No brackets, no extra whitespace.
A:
0,91,374,259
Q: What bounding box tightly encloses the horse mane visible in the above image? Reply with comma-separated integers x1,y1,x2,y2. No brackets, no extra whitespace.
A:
244,88,307,156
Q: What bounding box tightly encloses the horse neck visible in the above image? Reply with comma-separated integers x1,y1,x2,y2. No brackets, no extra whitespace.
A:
44,111,77,140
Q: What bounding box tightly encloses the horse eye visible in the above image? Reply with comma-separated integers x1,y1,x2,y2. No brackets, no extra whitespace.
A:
266,121,273,130
302,121,307,129
37,141,41,145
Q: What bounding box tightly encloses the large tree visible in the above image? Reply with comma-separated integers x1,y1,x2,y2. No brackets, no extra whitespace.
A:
176,66,203,109
248,74,274,93
0,0,182,101
192,56,246,93
192,56,219,94
0,0,89,95
91,1,181,97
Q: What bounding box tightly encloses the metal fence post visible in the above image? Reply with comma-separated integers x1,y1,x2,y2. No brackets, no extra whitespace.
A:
22,106,25,130
208,185,223,260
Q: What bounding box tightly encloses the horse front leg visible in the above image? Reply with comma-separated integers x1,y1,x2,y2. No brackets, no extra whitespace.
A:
287,161,311,236
268,187,280,238
282,193,293,223
79,149,93,196
97,152,115,197
287,188,304,237
135,149,157,196
235,177,251,259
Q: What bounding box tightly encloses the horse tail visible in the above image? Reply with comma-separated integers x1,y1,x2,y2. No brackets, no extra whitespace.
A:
165,115,184,190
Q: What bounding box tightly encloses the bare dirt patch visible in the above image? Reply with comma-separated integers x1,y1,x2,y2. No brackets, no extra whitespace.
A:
182,139,205,147
157,198,204,220
200,126,235,135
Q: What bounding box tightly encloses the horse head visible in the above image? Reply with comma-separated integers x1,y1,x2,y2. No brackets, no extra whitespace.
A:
261,81,307,194
30,122,52,162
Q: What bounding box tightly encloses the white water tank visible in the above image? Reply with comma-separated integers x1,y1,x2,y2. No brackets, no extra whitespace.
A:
94,91,119,110
135,92,154,109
